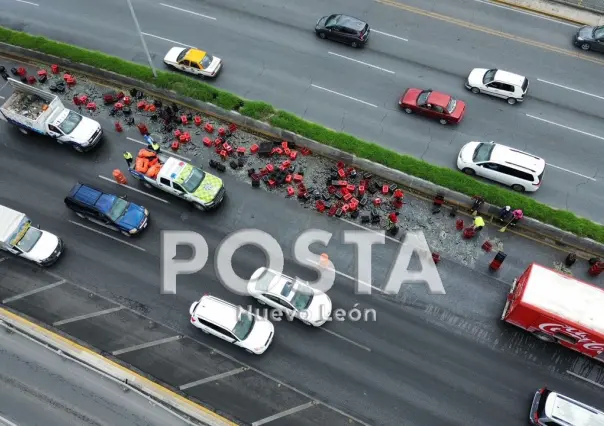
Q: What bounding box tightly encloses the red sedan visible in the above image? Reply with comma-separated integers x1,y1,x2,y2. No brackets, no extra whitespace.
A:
398,89,466,124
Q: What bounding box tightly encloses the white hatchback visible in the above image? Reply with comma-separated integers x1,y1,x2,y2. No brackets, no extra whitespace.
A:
465,68,529,105
457,141,546,192
189,295,274,355
247,267,333,327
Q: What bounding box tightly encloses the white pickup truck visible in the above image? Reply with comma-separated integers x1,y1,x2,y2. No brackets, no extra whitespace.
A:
129,153,225,210
0,205,63,266
0,78,103,152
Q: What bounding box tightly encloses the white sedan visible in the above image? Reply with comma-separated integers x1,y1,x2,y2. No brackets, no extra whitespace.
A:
163,47,222,78
247,267,333,327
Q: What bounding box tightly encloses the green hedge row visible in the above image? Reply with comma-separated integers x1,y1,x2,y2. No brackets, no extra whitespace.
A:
1,26,602,243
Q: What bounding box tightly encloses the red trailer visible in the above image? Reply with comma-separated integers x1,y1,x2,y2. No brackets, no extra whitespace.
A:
502,263,604,363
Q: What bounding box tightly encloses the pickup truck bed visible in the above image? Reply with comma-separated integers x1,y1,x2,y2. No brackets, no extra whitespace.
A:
3,91,49,121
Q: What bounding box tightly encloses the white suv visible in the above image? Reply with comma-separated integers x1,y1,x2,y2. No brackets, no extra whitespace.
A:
457,141,545,192
530,387,604,425
189,295,274,355
466,68,529,105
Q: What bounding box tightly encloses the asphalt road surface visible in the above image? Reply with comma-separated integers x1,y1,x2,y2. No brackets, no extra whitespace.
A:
1,0,603,223
1,79,604,426
0,319,192,426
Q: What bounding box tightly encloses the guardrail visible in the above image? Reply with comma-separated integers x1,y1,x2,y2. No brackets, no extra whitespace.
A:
551,0,604,14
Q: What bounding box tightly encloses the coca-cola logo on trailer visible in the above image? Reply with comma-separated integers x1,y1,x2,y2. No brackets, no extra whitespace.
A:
539,323,604,352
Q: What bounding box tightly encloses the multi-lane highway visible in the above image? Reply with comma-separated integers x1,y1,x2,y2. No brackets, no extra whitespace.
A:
0,318,192,426
1,61,604,426
1,0,603,222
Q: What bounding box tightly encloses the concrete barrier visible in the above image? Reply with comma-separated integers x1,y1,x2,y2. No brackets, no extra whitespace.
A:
1,43,603,257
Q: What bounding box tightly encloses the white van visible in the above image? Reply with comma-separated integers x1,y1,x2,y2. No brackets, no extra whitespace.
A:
0,206,63,266
530,387,604,426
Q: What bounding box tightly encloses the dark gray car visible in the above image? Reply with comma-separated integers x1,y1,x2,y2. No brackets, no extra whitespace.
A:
573,25,604,52
315,14,369,48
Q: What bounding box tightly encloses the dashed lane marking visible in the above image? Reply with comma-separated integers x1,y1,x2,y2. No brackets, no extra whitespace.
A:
371,29,408,42
2,280,65,304
141,32,194,48
252,401,316,426
310,84,378,108
328,52,395,74
566,370,604,390
537,79,604,101
68,220,147,252
179,367,248,390
112,335,183,356
15,0,39,5
319,328,372,352
526,114,604,141
97,175,170,204
53,306,123,326
159,3,217,20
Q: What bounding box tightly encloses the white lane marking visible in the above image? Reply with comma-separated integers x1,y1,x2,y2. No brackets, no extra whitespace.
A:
159,3,216,20
311,84,378,108
127,137,192,161
319,328,372,352
69,220,147,252
15,0,39,5
2,280,65,304
97,175,170,204
328,52,395,74
0,414,19,426
547,163,596,181
566,370,604,390
339,217,401,244
526,114,604,141
179,367,247,390
0,257,6,263
53,307,123,326
0,96,5,100
371,29,408,41
252,401,316,426
306,258,383,294
141,32,194,48
470,0,578,27
537,79,604,101
112,335,182,356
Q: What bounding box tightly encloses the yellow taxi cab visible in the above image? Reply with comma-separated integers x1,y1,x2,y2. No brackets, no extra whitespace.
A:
163,47,223,78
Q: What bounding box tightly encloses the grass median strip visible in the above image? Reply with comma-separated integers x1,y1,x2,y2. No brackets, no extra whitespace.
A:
1,26,603,243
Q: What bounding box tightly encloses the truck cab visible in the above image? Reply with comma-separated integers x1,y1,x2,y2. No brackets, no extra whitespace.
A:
46,109,103,151
0,206,63,266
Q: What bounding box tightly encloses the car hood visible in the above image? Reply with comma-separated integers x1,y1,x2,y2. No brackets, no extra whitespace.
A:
164,47,186,63
400,88,422,106
577,26,596,40
459,141,480,163
241,318,274,351
68,116,101,145
468,68,488,87
25,230,59,262
116,203,146,230
192,174,223,203
305,293,332,325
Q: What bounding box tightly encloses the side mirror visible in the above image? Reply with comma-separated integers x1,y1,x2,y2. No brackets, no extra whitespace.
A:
36,224,40,228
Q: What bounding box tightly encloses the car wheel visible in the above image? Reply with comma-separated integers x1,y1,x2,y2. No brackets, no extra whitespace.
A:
318,32,326,39
507,97,517,105
511,184,525,192
404,108,413,114
533,331,555,343
462,168,475,176
351,41,359,48
471,87,480,94
439,119,448,125
580,43,591,51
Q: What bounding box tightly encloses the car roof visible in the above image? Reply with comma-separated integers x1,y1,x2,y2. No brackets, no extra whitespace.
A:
336,14,366,30
68,183,102,205
158,157,188,181
546,392,604,426
183,48,207,64
491,144,545,174
494,70,525,87
427,91,451,108
195,295,240,331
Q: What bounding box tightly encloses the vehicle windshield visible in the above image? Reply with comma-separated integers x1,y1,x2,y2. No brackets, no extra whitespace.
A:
325,15,339,26
57,110,83,134
594,26,604,39
472,142,495,162
107,198,129,222
16,227,42,253
201,54,213,68
483,69,497,85
446,98,457,114
176,48,189,62
417,91,430,106
182,167,205,193
233,313,255,340
291,287,314,310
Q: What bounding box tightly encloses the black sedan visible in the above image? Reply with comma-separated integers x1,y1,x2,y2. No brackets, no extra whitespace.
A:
573,25,604,52
315,14,370,48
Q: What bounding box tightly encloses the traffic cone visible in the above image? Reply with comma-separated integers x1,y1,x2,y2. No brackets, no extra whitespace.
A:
112,169,127,185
